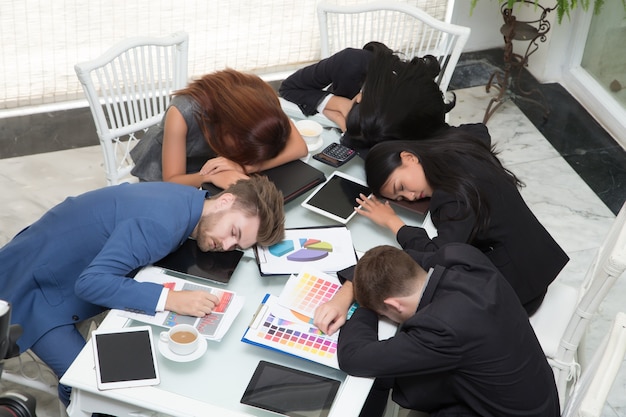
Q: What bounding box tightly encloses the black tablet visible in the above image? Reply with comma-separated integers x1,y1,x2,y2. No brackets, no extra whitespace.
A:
241,361,341,417
154,238,243,285
301,171,371,224
92,326,160,390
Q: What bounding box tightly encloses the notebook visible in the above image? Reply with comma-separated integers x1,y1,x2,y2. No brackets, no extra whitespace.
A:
201,159,326,203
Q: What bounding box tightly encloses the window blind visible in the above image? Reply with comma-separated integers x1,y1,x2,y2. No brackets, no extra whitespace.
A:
0,0,448,112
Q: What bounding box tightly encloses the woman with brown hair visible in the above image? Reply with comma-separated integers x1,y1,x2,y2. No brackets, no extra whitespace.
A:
131,69,308,188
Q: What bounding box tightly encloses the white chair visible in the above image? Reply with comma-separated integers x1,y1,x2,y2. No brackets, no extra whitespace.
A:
75,32,189,185
279,1,471,127
561,311,626,417
530,202,626,409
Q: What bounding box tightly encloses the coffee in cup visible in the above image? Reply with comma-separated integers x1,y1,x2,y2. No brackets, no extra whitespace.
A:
295,119,323,149
159,324,200,356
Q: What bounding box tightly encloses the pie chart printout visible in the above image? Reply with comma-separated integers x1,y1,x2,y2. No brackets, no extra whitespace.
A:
269,238,333,262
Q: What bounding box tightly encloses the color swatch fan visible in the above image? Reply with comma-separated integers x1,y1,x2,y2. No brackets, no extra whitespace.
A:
242,294,340,369
279,269,341,317
241,268,358,369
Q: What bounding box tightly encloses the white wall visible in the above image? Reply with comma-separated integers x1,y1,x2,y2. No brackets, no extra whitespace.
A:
450,1,503,52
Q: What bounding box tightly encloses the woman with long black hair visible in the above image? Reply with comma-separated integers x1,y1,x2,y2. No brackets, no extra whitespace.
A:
358,131,569,315
314,131,568,338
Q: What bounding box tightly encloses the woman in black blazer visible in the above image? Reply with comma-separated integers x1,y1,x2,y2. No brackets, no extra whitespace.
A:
356,130,569,315
279,43,475,150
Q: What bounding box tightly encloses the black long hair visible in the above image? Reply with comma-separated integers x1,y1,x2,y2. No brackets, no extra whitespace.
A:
342,52,454,149
365,131,523,239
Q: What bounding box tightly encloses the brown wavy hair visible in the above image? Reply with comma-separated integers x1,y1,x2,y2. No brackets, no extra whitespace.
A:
176,69,291,166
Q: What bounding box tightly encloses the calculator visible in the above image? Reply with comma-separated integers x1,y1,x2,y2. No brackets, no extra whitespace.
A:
313,142,357,167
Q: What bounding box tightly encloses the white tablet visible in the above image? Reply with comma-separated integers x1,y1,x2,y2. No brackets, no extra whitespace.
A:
301,171,371,224
92,326,160,390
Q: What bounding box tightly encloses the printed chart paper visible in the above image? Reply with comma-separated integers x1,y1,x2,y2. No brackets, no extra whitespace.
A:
117,266,244,341
255,227,357,275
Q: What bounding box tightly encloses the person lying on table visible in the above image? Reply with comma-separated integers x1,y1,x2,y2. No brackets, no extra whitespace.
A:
131,68,308,189
337,244,560,417
279,42,489,153
0,176,285,407
314,131,568,336
357,131,568,315
279,41,392,132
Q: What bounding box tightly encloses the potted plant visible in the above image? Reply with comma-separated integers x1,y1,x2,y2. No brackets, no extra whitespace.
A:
471,0,625,24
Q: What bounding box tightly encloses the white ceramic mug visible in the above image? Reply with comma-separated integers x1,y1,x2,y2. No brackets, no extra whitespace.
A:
295,119,323,147
159,324,200,356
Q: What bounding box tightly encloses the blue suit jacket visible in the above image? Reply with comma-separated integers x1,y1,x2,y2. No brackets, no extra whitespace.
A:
0,182,206,351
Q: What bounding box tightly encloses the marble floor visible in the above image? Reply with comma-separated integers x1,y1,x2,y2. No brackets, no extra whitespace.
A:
0,86,625,415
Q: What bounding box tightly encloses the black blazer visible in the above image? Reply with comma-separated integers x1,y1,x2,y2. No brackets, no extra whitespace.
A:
338,244,560,417
279,48,372,116
397,159,568,313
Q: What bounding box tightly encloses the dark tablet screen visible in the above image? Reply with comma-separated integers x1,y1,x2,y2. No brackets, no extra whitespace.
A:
303,173,371,222
241,361,341,417
155,239,243,284
92,327,159,390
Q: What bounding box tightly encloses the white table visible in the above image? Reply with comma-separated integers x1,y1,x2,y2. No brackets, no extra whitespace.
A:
61,128,425,417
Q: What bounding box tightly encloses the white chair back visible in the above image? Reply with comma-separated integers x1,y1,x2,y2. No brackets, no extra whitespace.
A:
530,202,626,409
280,2,470,128
317,1,470,94
74,32,189,185
561,312,626,417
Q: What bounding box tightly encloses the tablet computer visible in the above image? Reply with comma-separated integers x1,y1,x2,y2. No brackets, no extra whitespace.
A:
92,326,160,390
301,171,371,224
240,361,340,417
154,238,243,285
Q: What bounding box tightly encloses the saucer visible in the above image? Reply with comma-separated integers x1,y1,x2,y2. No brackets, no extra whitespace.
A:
158,338,207,362
306,136,324,153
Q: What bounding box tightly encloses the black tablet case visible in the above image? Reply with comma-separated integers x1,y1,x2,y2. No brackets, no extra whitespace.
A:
201,159,326,203
390,198,431,215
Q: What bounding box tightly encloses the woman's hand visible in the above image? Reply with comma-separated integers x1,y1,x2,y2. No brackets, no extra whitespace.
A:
355,194,406,235
200,157,245,176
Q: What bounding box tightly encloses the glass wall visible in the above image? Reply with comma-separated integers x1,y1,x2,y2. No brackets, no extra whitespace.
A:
580,2,626,109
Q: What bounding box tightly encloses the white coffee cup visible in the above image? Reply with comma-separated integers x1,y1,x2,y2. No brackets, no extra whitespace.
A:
295,119,323,147
159,324,200,356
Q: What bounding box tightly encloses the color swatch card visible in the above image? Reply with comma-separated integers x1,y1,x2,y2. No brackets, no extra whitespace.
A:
116,266,245,342
242,293,340,369
279,269,342,318
241,268,358,369
254,226,358,275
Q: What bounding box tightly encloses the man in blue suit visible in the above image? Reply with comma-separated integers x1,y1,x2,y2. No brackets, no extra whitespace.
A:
0,176,285,406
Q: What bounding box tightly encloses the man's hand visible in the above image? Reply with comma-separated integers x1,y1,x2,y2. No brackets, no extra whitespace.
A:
165,290,220,318
313,282,354,335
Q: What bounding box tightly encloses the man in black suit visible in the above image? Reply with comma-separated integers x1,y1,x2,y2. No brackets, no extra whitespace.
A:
337,244,559,417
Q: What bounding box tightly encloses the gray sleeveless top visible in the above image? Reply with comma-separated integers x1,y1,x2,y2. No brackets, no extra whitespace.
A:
130,95,216,182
